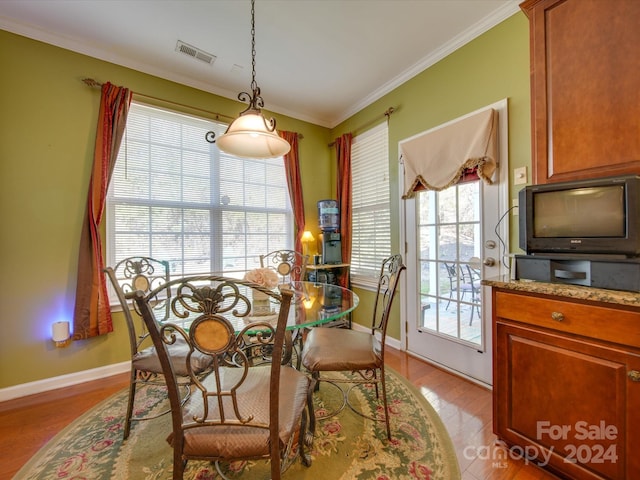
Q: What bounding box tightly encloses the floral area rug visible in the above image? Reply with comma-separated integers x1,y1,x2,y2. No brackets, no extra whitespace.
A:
14,367,460,480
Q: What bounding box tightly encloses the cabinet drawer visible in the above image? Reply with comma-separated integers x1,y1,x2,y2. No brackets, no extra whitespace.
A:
495,290,640,348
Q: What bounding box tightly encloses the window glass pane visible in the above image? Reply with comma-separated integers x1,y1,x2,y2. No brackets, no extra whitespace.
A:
418,190,436,225
419,225,435,261
438,225,457,261
458,223,477,262
438,188,457,224
458,181,479,222
419,260,433,295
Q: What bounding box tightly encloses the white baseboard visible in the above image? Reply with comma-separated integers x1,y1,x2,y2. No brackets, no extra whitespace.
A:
0,361,130,403
1,326,406,403
404,350,493,390
351,322,402,351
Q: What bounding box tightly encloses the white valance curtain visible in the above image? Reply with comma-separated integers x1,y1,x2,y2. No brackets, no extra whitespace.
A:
400,107,498,198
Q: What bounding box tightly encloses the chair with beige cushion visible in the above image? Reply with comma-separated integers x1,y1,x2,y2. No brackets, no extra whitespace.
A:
131,274,314,480
259,249,309,285
104,256,213,440
300,254,405,440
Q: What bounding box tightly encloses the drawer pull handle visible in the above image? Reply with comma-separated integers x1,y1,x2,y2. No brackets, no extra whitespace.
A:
629,370,640,382
551,311,564,322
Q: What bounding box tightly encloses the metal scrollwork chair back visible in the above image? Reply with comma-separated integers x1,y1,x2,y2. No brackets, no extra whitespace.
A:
104,256,213,440
259,249,309,285
443,262,460,309
131,275,314,480
301,254,406,440
461,264,482,325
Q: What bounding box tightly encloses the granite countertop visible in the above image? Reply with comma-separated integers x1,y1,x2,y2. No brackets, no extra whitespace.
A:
482,276,640,308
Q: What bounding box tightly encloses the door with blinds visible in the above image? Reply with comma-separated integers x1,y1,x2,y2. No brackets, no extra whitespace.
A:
399,100,508,386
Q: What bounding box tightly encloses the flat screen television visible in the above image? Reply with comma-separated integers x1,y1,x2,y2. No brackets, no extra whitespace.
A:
519,175,640,257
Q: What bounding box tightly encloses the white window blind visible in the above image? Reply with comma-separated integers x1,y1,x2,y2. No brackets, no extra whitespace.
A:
106,102,292,278
350,121,391,286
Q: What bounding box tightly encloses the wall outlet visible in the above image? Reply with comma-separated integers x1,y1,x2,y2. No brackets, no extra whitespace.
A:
514,166,527,185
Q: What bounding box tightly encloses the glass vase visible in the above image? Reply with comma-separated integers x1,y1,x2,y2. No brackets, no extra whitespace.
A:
252,290,271,315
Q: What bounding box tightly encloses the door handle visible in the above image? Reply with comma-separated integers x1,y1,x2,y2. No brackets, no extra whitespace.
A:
483,257,496,267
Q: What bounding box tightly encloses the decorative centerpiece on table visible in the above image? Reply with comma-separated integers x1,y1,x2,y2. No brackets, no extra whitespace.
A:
243,267,279,315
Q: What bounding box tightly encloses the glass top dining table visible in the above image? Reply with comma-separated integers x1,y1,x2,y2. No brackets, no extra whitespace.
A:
159,281,359,334
280,280,359,330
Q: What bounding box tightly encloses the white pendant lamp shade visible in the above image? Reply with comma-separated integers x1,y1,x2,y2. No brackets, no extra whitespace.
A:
210,0,291,160
216,112,291,159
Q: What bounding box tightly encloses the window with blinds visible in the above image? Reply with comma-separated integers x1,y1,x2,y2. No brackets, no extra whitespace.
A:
106,102,292,278
350,121,391,286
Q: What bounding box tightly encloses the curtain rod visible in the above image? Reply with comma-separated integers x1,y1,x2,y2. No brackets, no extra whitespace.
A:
328,106,397,147
82,78,237,122
82,78,304,139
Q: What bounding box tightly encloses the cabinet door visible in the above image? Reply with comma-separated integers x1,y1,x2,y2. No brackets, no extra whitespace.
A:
494,321,640,479
523,0,640,184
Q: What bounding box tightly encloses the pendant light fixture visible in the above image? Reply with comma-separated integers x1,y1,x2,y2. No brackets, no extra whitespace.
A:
208,0,290,159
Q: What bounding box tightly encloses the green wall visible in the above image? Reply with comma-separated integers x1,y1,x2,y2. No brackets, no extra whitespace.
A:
0,30,331,389
332,12,531,339
0,10,531,390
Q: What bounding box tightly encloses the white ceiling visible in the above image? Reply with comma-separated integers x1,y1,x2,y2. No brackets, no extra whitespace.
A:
0,0,520,128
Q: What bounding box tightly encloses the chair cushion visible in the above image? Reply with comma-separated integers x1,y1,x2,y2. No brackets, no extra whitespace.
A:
301,327,382,372
173,366,310,459
132,336,213,376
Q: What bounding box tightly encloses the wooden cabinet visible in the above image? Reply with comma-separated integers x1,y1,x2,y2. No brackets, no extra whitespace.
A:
493,289,640,479
521,0,640,184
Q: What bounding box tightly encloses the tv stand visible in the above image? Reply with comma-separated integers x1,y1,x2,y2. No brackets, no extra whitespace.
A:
515,255,640,292
527,252,632,261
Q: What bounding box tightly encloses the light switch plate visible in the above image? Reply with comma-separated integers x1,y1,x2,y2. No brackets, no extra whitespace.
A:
514,166,527,185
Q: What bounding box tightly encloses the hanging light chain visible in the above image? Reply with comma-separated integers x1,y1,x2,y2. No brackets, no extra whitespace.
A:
237,0,264,112
250,0,257,93
205,0,290,156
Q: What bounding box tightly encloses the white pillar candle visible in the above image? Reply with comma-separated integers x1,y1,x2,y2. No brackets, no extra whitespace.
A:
52,321,70,342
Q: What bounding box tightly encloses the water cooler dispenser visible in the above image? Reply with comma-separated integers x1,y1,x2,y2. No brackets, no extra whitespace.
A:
317,200,342,265
310,201,350,317
320,232,342,264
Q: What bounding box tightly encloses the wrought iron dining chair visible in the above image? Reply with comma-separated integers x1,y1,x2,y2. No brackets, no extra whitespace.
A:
130,275,314,480
443,261,481,325
461,264,481,325
259,249,309,285
104,256,213,440
443,262,460,309
300,254,406,440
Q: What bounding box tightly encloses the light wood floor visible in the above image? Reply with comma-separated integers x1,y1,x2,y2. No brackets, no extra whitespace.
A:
384,348,559,480
0,348,558,479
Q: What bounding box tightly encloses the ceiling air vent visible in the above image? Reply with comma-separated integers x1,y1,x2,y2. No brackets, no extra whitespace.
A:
175,40,216,65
